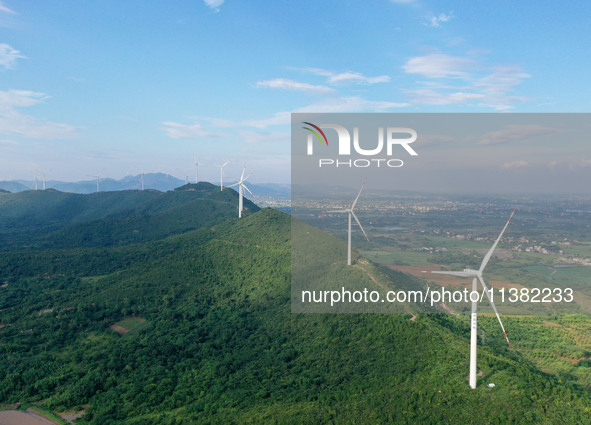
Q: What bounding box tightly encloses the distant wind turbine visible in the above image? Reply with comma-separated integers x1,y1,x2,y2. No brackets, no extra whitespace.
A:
34,176,38,191
215,161,230,191
36,170,46,190
193,155,201,184
86,175,99,192
422,209,516,389
323,181,370,266
228,166,253,218
176,168,190,185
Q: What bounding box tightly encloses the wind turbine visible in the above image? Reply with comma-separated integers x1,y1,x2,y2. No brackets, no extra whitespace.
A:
215,161,230,191
228,166,253,218
139,170,155,191
193,155,201,184
176,168,190,185
323,181,370,266
422,209,516,389
94,175,100,192
34,176,38,191
36,170,46,190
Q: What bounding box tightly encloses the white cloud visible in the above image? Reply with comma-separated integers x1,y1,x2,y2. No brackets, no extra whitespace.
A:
161,120,225,139
296,96,408,113
299,67,390,85
0,90,79,139
196,116,237,128
476,66,531,95
502,160,529,169
479,125,561,145
404,89,484,105
427,12,454,27
0,2,16,14
0,90,47,107
243,96,409,129
203,0,224,12
243,112,291,129
239,130,289,145
328,71,390,85
256,78,336,94
402,54,474,78
402,53,530,110
0,44,25,70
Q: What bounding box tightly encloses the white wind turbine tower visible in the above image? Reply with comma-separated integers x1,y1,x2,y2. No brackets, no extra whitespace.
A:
34,176,38,191
215,161,230,191
323,181,370,266
422,209,516,389
140,170,155,191
228,166,253,218
94,175,101,192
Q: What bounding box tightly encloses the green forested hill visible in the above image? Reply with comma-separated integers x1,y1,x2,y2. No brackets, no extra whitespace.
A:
1,209,591,424
0,182,258,250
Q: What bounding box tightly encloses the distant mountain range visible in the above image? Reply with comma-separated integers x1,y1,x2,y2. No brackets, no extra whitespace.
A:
0,173,290,199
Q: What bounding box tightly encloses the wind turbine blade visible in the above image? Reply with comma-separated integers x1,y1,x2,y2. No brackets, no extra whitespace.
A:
351,180,366,210
478,276,511,347
240,166,246,181
243,184,254,197
479,208,516,273
223,161,230,167
351,211,369,242
227,182,240,187
421,270,474,277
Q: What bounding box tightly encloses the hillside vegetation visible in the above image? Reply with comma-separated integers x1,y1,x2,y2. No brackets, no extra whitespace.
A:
2,205,591,424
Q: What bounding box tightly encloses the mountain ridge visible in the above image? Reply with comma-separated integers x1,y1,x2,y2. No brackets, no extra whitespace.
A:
0,173,290,199
0,182,258,251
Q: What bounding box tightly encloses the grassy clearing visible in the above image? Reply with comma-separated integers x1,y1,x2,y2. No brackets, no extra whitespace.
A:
108,317,148,335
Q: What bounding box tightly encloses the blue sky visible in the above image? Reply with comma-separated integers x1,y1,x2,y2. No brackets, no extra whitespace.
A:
0,0,589,186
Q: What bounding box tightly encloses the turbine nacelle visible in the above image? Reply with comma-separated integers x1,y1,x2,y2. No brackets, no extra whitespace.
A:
463,269,481,277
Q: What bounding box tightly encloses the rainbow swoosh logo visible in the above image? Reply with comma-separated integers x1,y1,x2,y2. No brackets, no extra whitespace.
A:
302,122,328,146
